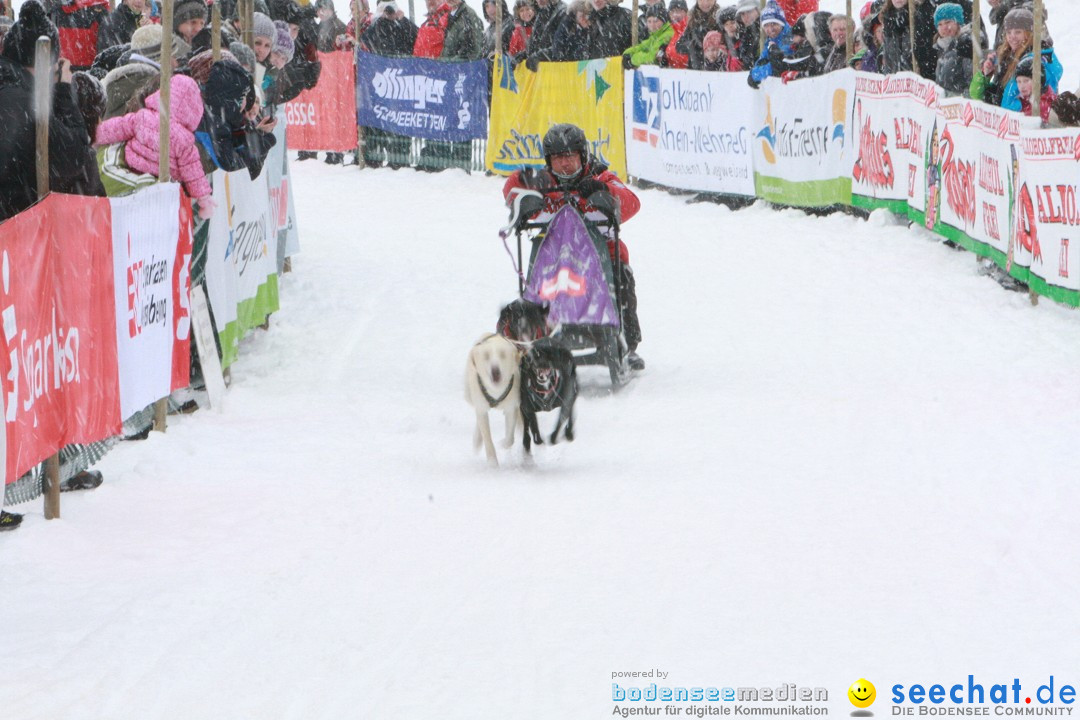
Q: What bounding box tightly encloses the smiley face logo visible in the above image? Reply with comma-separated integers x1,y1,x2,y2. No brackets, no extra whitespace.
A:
848,679,876,709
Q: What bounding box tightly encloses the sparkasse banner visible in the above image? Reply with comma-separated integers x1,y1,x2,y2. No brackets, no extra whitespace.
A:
285,50,358,153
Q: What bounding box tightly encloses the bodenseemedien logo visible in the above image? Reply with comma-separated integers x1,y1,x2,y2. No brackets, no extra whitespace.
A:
849,679,877,715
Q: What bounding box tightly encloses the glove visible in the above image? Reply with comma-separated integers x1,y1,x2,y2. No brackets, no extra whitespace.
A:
587,190,617,221
520,166,554,190
516,194,544,227
196,195,216,219
781,70,800,84
621,54,634,70
525,55,540,72
768,43,786,75
574,178,607,197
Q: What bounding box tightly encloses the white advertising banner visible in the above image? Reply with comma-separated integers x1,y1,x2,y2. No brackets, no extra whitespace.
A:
269,106,301,272
1016,128,1080,304
624,67,756,196
928,98,1037,256
205,169,280,368
850,72,939,216
110,183,191,419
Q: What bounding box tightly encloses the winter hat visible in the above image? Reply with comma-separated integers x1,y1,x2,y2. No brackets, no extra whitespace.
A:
668,0,688,12
252,11,276,39
316,0,335,9
760,0,785,27
71,70,106,138
173,0,208,31
642,3,666,19
130,23,186,63
1014,54,1048,87
933,3,962,27
272,19,294,62
717,5,737,24
847,47,867,66
1,0,59,67
1051,92,1080,127
1003,7,1033,33
228,40,256,72
735,0,756,14
89,42,130,79
702,29,724,52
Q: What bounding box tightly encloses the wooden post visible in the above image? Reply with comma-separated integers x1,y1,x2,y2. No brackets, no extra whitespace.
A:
971,0,982,66
355,0,366,169
495,0,503,57
35,37,61,520
758,0,765,55
244,0,255,50
153,0,174,434
908,0,919,75
630,0,638,47
845,0,852,62
211,0,222,60
1032,0,1043,124
408,0,414,22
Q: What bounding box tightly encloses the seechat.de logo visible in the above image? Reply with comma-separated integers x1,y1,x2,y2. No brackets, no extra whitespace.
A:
850,679,877,715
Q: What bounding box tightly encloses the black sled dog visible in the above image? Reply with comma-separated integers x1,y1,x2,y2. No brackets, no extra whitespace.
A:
520,336,578,453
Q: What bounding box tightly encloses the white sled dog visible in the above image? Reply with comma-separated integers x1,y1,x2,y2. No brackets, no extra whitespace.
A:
465,333,522,466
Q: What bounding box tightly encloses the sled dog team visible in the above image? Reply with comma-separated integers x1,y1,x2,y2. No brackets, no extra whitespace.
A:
465,300,579,467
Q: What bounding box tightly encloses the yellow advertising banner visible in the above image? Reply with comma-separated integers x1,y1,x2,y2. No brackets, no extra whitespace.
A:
486,56,627,178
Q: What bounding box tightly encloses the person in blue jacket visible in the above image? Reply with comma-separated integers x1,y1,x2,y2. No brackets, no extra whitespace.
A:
747,0,792,87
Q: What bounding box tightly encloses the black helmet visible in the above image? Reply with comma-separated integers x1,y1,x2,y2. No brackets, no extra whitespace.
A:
543,123,589,182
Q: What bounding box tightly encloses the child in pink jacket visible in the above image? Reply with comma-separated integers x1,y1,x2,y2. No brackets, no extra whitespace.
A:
95,74,216,218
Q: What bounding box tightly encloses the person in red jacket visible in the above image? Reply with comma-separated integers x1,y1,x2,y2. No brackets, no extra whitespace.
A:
503,123,645,369
777,0,817,26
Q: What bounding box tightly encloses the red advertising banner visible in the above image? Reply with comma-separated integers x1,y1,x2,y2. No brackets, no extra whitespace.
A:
0,193,122,483
285,51,358,152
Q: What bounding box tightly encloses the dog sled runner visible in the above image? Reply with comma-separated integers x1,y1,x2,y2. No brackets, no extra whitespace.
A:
509,203,633,388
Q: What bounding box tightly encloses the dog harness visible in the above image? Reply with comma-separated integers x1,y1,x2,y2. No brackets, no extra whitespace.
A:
478,375,515,409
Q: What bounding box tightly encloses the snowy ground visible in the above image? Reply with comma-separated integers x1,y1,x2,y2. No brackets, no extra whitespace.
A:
5,160,1080,718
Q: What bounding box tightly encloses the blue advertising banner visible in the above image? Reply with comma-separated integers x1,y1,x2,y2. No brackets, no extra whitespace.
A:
355,51,489,141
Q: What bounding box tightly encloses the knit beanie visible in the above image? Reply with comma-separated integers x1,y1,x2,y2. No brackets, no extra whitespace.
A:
735,0,756,13
702,29,723,51
1051,92,1080,127
717,5,737,24
760,0,785,27
173,0,208,31
89,42,130,79
1003,7,1033,33
228,40,256,72
130,23,185,62
253,11,276,39
933,3,962,27
1014,54,1047,87
1,0,59,67
71,70,106,137
642,2,666,19
272,19,294,62
668,0,687,13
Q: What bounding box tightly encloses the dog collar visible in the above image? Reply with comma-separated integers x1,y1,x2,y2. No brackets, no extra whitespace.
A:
479,374,515,408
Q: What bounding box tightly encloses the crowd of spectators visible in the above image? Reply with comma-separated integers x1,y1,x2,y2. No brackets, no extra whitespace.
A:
0,0,327,530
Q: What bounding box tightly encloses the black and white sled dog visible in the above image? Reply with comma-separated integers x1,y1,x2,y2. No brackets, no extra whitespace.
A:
497,298,550,342
520,336,578,453
465,333,522,467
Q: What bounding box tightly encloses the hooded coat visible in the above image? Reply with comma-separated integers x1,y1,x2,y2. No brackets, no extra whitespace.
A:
879,0,937,79
0,56,104,222
95,73,211,201
675,1,719,70
96,2,141,51
524,0,565,64
589,3,632,57
748,20,792,84
441,1,484,59
934,23,986,96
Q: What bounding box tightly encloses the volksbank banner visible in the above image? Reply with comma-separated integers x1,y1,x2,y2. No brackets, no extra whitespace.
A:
753,70,857,207
356,51,488,141
624,67,755,197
